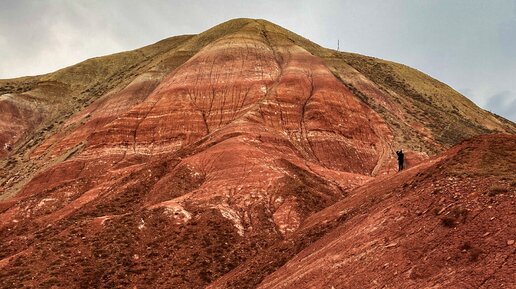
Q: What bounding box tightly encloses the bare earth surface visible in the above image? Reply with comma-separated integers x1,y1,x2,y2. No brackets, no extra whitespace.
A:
0,19,514,288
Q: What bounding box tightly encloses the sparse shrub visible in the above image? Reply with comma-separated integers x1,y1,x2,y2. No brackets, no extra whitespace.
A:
441,216,456,227
461,172,474,178
10,257,24,267
487,185,508,196
459,241,482,262
451,206,468,220
460,241,472,251
432,188,442,194
440,206,468,227
40,277,60,288
469,247,482,262
199,270,212,282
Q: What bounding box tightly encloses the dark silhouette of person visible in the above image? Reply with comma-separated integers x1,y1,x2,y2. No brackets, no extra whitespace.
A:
396,150,404,171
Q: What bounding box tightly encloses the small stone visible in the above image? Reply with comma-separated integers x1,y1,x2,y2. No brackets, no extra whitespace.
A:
385,242,397,248
507,240,515,246
482,232,490,237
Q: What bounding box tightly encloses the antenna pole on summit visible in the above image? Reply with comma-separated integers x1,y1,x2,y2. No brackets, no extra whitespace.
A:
337,40,340,52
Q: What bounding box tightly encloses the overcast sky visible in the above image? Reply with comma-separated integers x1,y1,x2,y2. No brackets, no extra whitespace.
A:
1,0,515,121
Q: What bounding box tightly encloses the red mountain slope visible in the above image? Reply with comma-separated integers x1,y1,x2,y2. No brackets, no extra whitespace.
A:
0,18,514,288
214,134,515,289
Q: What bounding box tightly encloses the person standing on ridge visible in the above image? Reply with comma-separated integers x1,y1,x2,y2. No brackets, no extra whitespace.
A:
396,150,405,172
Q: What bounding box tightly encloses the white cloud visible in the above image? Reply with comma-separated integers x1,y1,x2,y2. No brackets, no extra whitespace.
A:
485,91,516,122
0,0,515,122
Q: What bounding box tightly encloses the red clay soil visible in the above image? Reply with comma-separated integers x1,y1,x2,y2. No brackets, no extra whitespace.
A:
246,134,515,289
0,20,374,288
0,19,515,289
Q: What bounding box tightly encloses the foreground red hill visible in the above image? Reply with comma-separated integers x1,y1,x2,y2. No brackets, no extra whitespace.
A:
246,134,516,288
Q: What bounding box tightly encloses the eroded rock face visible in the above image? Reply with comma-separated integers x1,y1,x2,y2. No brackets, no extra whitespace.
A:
0,94,47,157
0,19,514,288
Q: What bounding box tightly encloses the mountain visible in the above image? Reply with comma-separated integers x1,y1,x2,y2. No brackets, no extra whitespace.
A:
0,18,514,288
